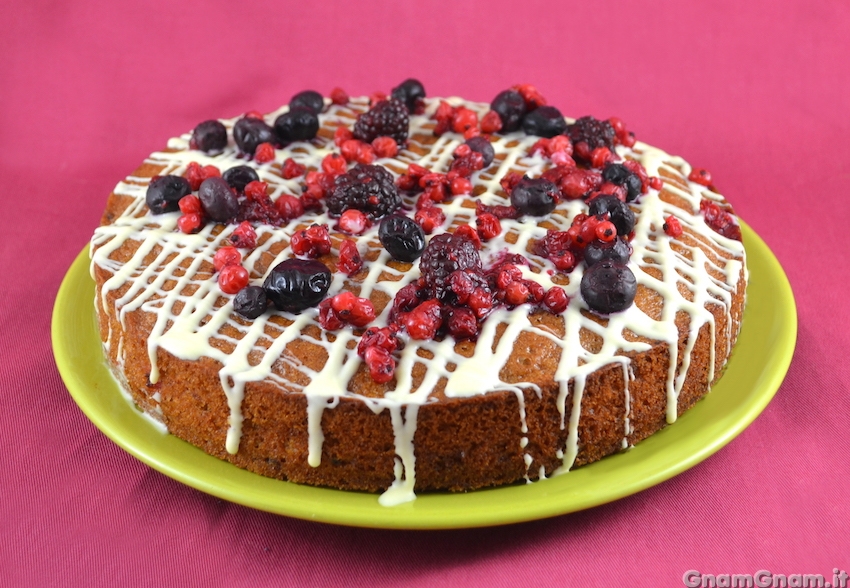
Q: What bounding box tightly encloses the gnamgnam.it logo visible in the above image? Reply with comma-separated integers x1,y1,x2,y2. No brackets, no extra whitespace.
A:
682,569,849,588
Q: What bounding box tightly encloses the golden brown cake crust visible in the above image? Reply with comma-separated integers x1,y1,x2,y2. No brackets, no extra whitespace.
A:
91,95,746,497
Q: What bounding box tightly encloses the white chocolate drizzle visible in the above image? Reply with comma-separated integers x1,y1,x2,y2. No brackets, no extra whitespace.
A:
90,96,746,505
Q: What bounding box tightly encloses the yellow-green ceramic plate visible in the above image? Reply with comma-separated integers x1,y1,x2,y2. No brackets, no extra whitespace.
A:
52,221,796,529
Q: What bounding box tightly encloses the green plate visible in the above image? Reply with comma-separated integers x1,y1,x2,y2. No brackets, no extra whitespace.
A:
52,221,796,529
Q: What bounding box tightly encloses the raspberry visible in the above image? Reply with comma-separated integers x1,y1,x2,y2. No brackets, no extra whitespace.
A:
177,213,203,234
419,232,482,300
330,87,349,105
281,157,306,179
337,209,371,235
337,239,363,275
218,264,249,294
372,136,399,158
328,164,400,220
476,213,501,241
229,221,257,249
213,246,242,272
353,98,409,145
237,184,281,226
543,286,568,313
663,214,683,238
290,224,331,258
276,194,304,221
364,346,395,384
414,206,445,234
254,142,275,164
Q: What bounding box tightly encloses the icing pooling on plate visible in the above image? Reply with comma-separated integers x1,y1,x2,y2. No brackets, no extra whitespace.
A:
90,96,746,506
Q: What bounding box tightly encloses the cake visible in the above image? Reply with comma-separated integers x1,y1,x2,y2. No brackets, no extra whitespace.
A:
90,81,747,506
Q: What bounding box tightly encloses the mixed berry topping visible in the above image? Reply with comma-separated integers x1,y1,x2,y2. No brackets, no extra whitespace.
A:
353,98,409,145
328,163,401,220
191,120,228,152
566,116,616,163
418,232,482,301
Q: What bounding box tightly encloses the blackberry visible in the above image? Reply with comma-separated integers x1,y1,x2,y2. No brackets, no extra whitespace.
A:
379,215,426,262
602,163,643,202
391,78,426,113
289,90,324,114
510,176,559,217
222,165,260,192
465,136,495,167
588,194,636,235
521,105,567,138
146,175,191,214
233,116,276,156
419,232,482,300
263,258,332,313
191,120,227,152
566,116,616,151
327,164,401,220
490,89,526,133
353,98,409,144
580,261,637,314
274,107,319,143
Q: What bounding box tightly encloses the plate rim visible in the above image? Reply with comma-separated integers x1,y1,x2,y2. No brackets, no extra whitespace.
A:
51,220,797,529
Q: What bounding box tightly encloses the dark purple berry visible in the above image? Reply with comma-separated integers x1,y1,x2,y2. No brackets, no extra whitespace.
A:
580,261,637,314
588,194,636,235
263,258,332,313
602,163,643,202
289,90,324,114
222,165,260,192
146,175,191,214
328,164,401,220
419,232,482,299
233,116,275,156
191,120,227,152
379,215,426,262
353,98,410,145
233,285,268,319
274,107,320,143
510,176,559,217
566,116,616,151
390,78,426,112
584,237,632,267
198,177,239,222
490,90,527,133
521,105,567,138
465,136,495,167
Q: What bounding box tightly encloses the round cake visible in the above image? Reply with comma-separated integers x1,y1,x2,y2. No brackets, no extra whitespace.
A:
90,82,747,506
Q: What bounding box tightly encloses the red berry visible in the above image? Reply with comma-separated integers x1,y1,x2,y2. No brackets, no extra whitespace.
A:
663,214,683,238
480,110,503,134
450,176,473,196
357,327,399,358
337,209,370,235
330,87,349,105
543,286,568,313
329,291,375,327
177,213,202,234
512,83,547,110
504,281,531,306
276,194,304,221
290,224,331,258
451,107,478,134
454,224,481,249
595,220,617,242
213,246,242,271
338,239,363,275
254,142,275,163
364,345,395,383
590,146,614,169
404,299,443,340
550,251,576,272
178,195,202,215
496,264,522,290
340,139,362,162
230,221,257,249
371,136,399,158
322,153,347,177
281,157,306,179
476,213,501,241
318,299,345,330
649,176,663,191
499,171,523,194
414,206,445,234
447,307,479,340
185,162,222,191
354,142,376,165
558,169,603,200
467,287,493,319
689,168,712,186
334,125,354,147
218,264,249,294
244,180,268,201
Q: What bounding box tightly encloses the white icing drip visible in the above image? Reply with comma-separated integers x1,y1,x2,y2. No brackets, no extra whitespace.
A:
91,96,746,505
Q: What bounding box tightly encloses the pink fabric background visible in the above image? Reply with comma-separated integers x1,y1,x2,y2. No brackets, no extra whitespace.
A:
3,1,848,585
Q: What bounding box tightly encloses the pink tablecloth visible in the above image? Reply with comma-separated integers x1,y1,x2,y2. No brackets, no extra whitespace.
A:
3,1,848,585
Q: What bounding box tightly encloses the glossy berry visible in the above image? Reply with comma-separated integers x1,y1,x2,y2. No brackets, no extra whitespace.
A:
276,194,305,221
218,264,250,294
254,142,275,163
580,261,637,314
379,214,426,262
588,194,636,236
602,163,643,202
521,105,567,138
178,195,202,215
222,165,260,192
476,213,501,241
191,120,227,152
390,78,426,113
330,87,349,105
414,206,445,234
233,285,268,319
213,246,242,272
510,176,559,217
700,199,742,241
198,177,239,222
446,307,479,340
595,220,617,242
465,136,495,167
689,168,712,186
337,239,363,275
328,163,401,220
419,232,482,299
262,258,332,313
177,213,202,233
230,221,258,249
403,299,443,340
357,327,400,358
364,345,395,383
233,116,276,156
290,224,331,258
353,98,409,144
146,175,192,214
584,237,631,267
490,89,527,132
543,286,569,313
663,214,683,237
281,158,306,179
274,107,320,144
337,209,370,235
329,291,376,327
289,90,324,114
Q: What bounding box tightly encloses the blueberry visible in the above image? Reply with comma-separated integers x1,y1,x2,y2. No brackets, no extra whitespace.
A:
263,259,332,313
222,165,260,192
233,285,268,319
580,261,637,314
584,237,632,267
289,90,324,114
602,163,643,202
465,136,495,167
588,194,636,236
274,107,320,143
521,105,567,138
198,177,239,222
490,90,527,133
233,117,275,155
145,175,191,214
510,176,559,217
191,120,228,152
379,215,426,262
391,78,426,112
